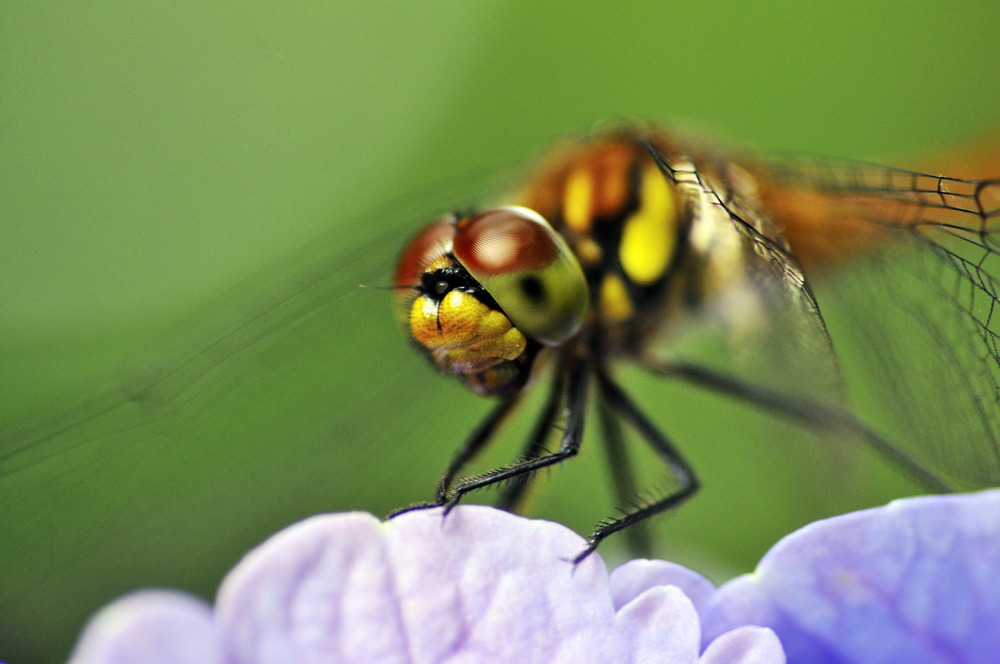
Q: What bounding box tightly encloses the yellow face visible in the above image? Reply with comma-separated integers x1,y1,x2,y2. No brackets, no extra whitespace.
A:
394,207,588,395
407,254,528,372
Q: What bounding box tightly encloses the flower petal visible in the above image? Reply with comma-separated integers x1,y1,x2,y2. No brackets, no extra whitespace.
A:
67,590,227,664
610,559,717,612
616,585,701,664
215,505,705,664
699,626,784,664
701,490,1000,664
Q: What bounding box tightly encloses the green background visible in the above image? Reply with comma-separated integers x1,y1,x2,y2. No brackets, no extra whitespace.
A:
3,3,999,662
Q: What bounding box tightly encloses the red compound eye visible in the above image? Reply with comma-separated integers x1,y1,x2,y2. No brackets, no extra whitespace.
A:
452,206,588,346
393,217,456,288
452,207,558,278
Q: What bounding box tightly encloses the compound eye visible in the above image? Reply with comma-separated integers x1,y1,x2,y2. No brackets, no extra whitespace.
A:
394,217,456,288
393,216,456,324
452,206,588,345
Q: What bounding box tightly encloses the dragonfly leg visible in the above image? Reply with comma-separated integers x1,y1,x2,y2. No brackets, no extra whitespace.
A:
642,357,955,493
594,386,653,558
575,366,699,563
432,394,522,504
495,369,567,513
387,394,522,519
437,359,589,513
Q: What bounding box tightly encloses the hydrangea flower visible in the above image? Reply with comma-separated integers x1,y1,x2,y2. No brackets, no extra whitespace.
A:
67,490,1000,664
701,490,1000,664
67,505,782,664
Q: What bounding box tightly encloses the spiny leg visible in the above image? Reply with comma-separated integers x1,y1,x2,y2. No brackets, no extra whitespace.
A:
496,369,567,513
577,366,699,563
595,390,653,558
439,358,589,513
433,394,523,503
388,394,521,518
643,357,955,493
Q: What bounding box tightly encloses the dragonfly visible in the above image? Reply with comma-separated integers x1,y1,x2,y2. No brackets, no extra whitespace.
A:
389,125,1000,560
2,124,999,657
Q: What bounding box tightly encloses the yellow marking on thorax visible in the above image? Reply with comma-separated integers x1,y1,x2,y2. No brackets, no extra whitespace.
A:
563,168,594,234
619,164,677,285
575,236,603,267
599,273,633,322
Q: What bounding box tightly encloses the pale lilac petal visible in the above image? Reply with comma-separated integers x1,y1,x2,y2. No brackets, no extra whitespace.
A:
616,585,701,664
607,558,784,663
610,559,716,612
699,626,785,664
702,490,1000,664
67,505,790,664
214,506,704,664
67,590,228,664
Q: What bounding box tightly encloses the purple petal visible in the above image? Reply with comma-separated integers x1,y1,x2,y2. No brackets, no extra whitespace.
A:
701,490,1000,664
699,627,784,664
215,506,704,664
610,558,717,613
67,506,786,664
67,590,228,664
615,585,701,663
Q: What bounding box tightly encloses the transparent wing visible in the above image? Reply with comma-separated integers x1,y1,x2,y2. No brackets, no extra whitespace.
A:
0,168,510,478
752,156,1000,486
0,179,497,658
646,143,847,408
2,205,401,476
643,137,1000,491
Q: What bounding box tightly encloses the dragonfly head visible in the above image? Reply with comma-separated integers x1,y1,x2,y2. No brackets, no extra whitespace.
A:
394,206,589,396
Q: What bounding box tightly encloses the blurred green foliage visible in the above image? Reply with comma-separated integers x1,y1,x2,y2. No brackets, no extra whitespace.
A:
2,2,999,662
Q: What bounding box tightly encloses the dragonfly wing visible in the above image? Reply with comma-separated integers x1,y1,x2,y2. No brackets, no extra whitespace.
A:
646,145,848,410
754,156,1000,487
